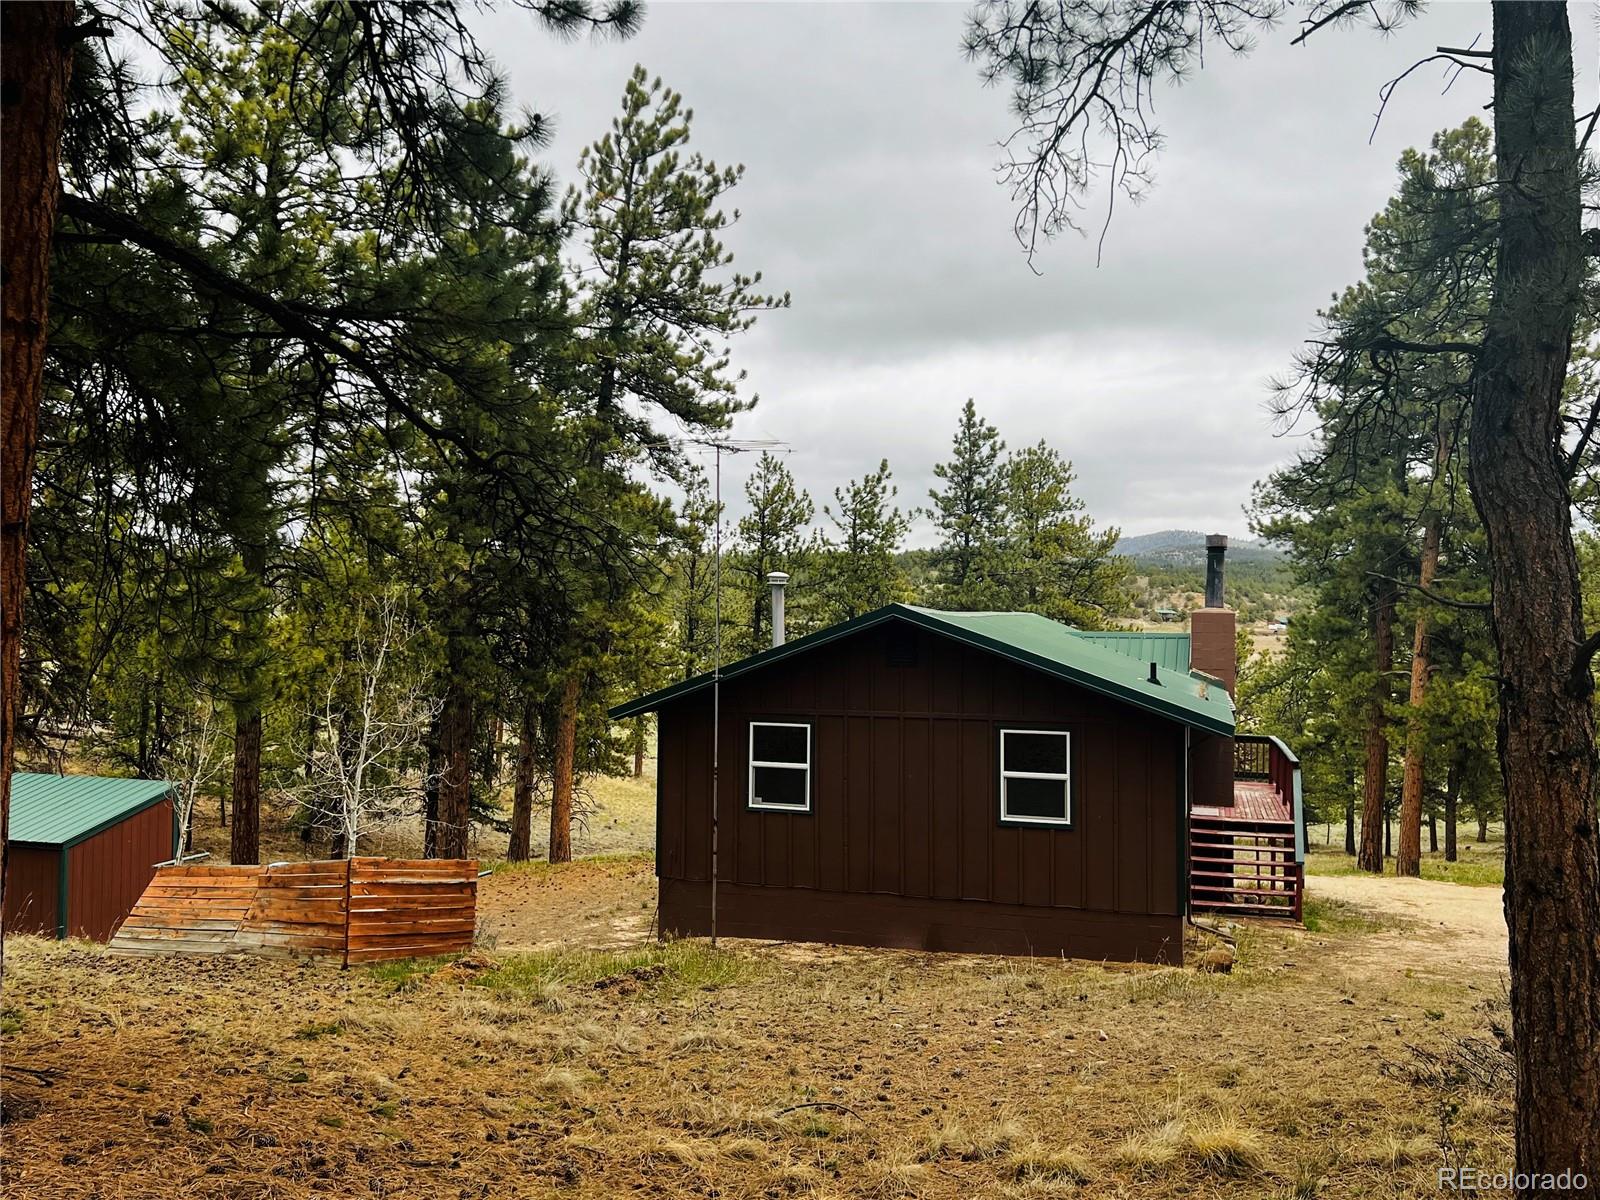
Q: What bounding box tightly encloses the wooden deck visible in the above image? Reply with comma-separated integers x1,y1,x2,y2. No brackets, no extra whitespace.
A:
1192,779,1293,824
1189,770,1302,921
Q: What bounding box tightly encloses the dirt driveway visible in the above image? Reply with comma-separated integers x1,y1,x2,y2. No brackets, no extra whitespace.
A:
1308,872,1507,978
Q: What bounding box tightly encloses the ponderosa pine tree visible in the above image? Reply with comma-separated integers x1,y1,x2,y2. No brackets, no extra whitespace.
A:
998,441,1123,627
817,460,910,623
548,66,785,858
734,453,814,655
926,400,1008,610
966,3,1600,1174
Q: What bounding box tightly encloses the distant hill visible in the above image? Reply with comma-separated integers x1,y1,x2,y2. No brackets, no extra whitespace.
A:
1114,530,1284,568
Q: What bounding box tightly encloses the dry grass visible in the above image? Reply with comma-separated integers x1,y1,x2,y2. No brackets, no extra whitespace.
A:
919,1115,1024,1161
1008,1142,1096,1184
1112,1115,1265,1177
0,860,1515,1199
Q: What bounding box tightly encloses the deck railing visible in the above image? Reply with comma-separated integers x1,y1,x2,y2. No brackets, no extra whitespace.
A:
1234,734,1305,920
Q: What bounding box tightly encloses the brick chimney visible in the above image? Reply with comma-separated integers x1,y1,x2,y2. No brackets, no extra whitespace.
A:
1189,535,1236,696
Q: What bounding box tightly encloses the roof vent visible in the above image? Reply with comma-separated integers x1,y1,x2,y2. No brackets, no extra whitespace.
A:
767,572,790,648
886,625,917,667
1148,661,1161,685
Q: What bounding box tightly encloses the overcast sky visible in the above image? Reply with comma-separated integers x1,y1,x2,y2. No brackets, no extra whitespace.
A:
481,2,1597,543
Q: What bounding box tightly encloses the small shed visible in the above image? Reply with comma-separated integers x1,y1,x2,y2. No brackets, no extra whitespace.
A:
4,773,178,941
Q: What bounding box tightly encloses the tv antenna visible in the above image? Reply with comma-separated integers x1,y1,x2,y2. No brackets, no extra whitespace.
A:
671,435,789,947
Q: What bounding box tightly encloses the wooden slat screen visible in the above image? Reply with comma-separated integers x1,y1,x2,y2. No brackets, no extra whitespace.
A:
108,858,478,964
344,857,478,964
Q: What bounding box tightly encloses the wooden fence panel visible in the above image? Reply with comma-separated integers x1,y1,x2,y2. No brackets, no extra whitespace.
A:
109,858,479,964
345,857,478,964
109,865,263,956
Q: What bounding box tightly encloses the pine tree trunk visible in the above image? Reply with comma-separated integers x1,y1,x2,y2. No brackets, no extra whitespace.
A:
0,1,75,958
136,684,151,777
633,715,646,778
422,713,441,859
229,535,269,866
1427,811,1437,855
230,711,261,865
508,698,536,863
1478,812,1488,844
152,683,167,772
1445,760,1461,863
1471,4,1600,1182
1344,771,1356,857
435,678,472,859
1358,586,1395,872
548,674,579,864
1397,512,1442,876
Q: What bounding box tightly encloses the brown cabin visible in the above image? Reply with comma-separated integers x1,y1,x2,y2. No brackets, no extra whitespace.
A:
613,537,1304,964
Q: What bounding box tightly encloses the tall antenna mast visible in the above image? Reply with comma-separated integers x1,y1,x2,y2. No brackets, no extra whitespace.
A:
683,436,785,948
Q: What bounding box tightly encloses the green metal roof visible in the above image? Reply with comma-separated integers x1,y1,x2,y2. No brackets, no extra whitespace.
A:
8,773,174,847
1070,631,1191,673
612,604,1233,735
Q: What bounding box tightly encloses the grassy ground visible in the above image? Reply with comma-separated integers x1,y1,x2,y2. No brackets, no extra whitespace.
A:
1304,840,1505,888
2,858,1516,1199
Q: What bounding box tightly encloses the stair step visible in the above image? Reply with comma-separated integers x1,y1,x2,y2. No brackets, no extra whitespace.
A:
1192,901,1299,919
1191,884,1295,896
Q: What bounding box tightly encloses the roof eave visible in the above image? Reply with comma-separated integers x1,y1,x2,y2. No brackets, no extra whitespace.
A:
610,604,1234,736
59,789,175,850
608,606,911,719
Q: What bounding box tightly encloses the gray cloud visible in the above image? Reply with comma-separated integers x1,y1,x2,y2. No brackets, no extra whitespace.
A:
480,2,1594,538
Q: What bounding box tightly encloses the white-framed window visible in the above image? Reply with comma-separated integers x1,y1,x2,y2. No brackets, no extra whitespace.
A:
999,728,1071,826
748,721,811,812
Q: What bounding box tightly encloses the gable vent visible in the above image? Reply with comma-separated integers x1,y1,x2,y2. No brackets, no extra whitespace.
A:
885,625,918,668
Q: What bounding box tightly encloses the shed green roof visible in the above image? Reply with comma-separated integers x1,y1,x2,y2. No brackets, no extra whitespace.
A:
611,604,1233,735
8,773,174,847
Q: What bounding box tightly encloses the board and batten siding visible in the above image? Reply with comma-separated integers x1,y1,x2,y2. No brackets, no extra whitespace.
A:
68,795,176,940
2,844,61,937
656,621,1186,961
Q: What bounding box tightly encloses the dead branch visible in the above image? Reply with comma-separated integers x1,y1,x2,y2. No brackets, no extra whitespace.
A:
1366,572,1491,612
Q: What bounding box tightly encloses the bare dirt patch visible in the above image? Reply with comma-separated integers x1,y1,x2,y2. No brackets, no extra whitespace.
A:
1308,873,1507,979
478,854,657,950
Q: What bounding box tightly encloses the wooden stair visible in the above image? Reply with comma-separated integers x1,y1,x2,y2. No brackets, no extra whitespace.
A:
1189,814,1302,920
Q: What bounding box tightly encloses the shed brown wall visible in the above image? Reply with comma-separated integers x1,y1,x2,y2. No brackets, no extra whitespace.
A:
3,844,60,937
655,620,1187,962
67,796,174,940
